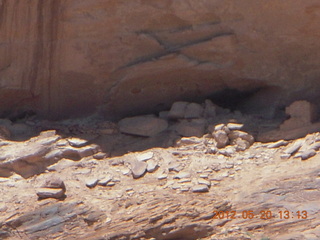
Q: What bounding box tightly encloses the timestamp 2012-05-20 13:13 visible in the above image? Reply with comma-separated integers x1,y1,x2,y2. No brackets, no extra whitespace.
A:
212,210,309,220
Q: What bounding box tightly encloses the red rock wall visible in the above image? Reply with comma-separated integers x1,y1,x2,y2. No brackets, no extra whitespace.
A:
1,0,320,119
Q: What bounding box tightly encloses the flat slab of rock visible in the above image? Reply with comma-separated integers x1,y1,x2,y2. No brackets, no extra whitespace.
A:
267,140,288,148
37,188,65,200
67,138,88,147
227,123,244,130
119,116,168,137
136,152,154,161
284,140,303,155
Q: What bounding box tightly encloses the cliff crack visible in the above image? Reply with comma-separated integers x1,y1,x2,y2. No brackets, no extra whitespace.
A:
121,31,234,69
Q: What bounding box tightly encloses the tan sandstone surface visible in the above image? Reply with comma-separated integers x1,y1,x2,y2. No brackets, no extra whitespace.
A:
1,1,320,119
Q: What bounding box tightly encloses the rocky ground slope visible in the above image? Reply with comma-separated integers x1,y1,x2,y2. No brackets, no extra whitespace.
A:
0,100,320,240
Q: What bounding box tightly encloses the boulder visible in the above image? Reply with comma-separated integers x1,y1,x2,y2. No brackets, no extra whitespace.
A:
184,103,204,119
168,102,189,119
119,116,168,137
203,100,217,118
280,101,317,131
213,130,229,149
174,119,206,137
233,138,251,151
0,126,11,140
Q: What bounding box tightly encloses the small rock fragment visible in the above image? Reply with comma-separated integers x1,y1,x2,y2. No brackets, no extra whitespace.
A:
284,140,303,155
310,142,320,151
205,147,217,154
214,124,227,132
157,174,168,180
131,161,147,179
98,176,112,186
198,178,211,187
121,168,130,175
42,176,66,192
280,153,291,159
106,181,116,187
93,152,107,160
192,185,209,193
147,160,158,173
267,140,288,148
219,146,236,156
168,162,182,172
178,178,191,183
176,137,202,146
78,145,100,158
173,172,191,179
301,149,316,160
85,178,99,188
199,174,209,178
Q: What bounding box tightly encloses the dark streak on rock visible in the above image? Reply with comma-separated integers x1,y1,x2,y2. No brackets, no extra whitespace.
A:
121,31,234,69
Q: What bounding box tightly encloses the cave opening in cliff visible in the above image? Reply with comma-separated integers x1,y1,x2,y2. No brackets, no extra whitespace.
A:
209,88,262,111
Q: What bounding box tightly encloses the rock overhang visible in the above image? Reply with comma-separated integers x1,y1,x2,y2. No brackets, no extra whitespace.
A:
1,0,320,120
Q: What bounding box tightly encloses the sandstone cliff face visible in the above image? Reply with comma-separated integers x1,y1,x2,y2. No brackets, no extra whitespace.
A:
1,0,320,119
